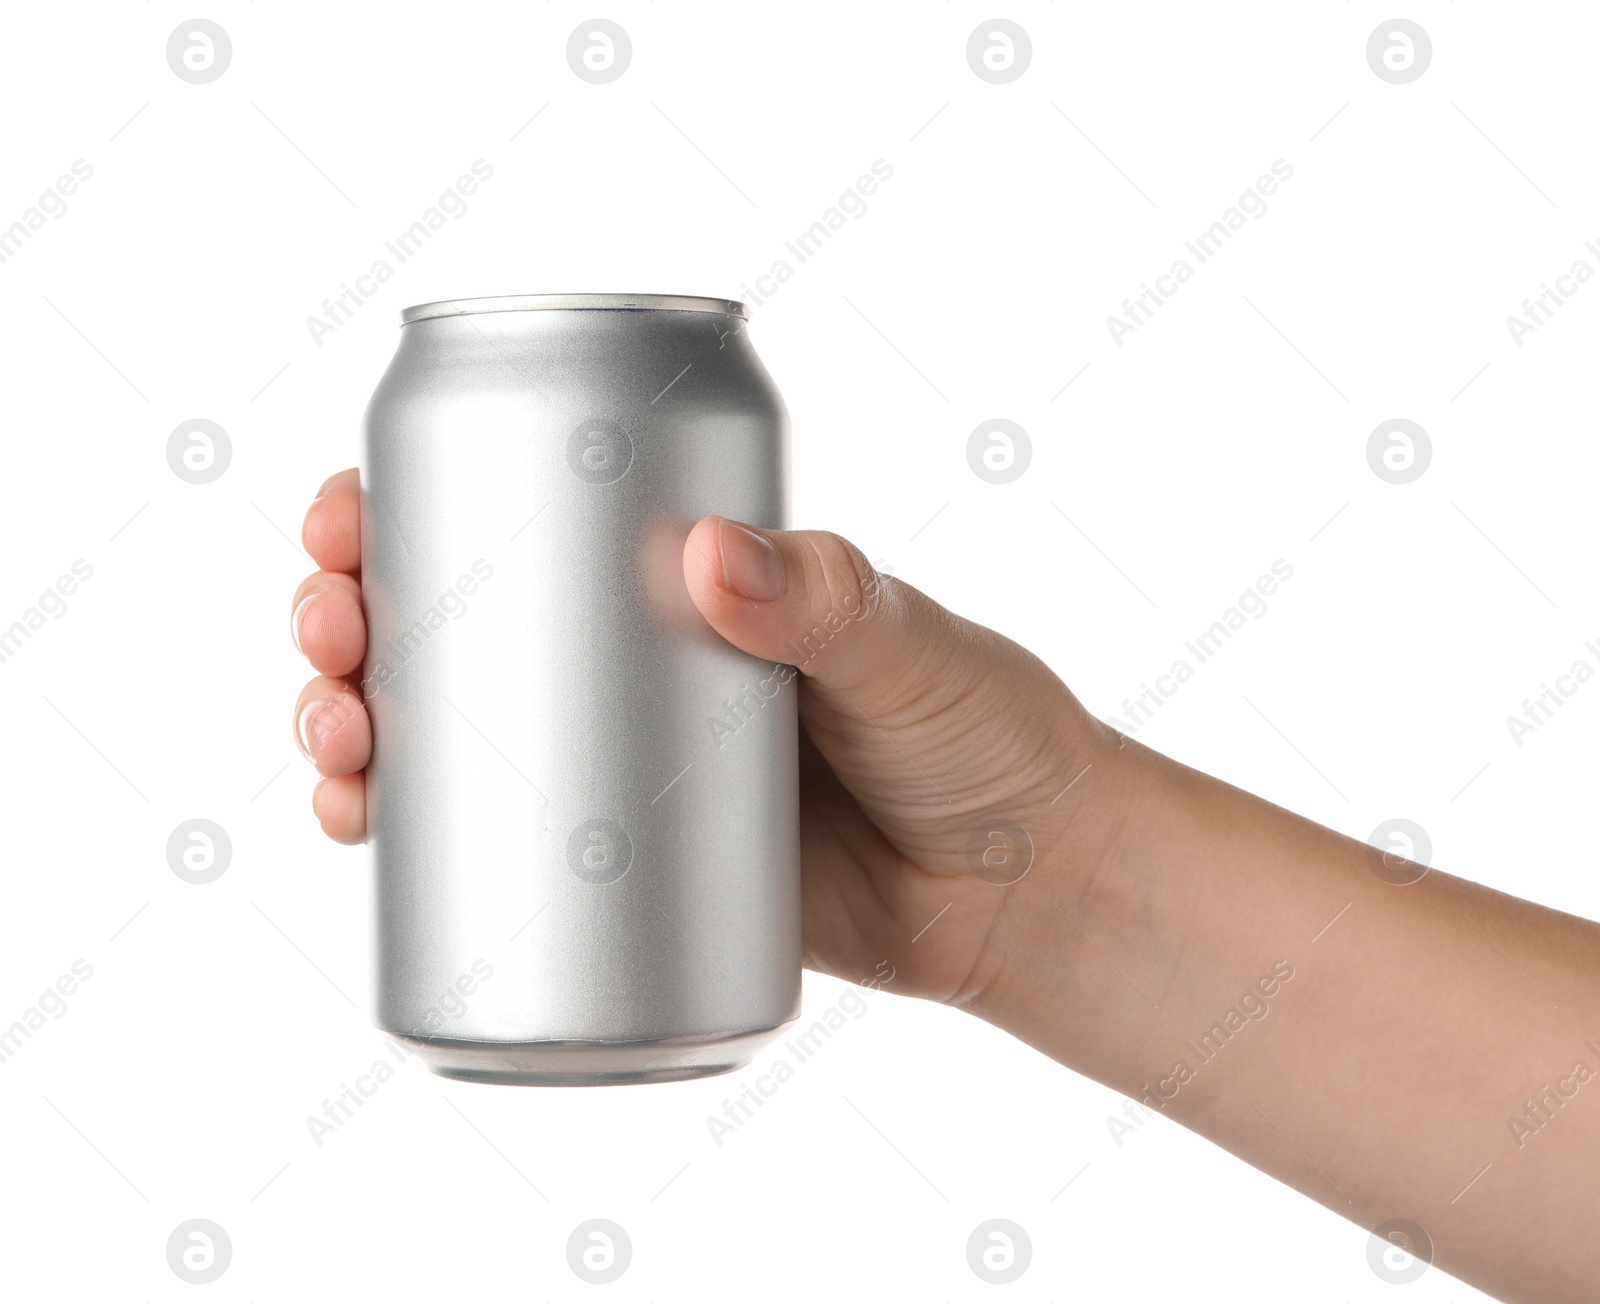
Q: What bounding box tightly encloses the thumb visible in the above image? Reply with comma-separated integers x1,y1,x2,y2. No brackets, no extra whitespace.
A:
681,516,956,717
682,516,1093,832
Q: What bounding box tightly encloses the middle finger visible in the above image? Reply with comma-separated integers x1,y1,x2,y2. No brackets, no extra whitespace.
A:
291,571,367,677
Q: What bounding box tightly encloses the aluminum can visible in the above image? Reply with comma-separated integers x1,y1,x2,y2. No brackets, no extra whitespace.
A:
360,293,800,1085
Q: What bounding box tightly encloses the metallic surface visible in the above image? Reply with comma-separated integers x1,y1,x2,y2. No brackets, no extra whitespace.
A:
361,296,800,1085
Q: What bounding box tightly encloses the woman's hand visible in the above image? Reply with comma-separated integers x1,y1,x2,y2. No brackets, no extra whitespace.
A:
292,468,1128,1006
293,467,1600,1302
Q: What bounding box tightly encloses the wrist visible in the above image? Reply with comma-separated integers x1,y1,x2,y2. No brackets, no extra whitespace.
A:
966,727,1262,1087
962,716,1168,1038
967,728,1365,1108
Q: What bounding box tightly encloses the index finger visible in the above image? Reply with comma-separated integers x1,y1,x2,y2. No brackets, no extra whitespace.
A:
302,468,361,575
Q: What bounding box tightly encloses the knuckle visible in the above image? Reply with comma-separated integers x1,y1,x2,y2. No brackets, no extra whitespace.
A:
806,531,883,624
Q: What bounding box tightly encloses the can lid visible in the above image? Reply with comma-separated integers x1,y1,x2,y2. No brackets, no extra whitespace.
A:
401,293,747,324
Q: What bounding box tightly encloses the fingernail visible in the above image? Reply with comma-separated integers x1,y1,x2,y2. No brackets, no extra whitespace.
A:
717,519,784,602
296,699,337,761
290,593,319,655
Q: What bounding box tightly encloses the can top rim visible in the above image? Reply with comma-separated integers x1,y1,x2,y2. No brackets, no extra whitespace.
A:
401,294,748,324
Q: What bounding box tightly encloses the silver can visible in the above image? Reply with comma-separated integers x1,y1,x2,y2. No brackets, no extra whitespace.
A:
360,293,800,1085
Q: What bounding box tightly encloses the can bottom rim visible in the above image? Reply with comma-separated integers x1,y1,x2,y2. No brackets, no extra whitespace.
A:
387,1017,796,1087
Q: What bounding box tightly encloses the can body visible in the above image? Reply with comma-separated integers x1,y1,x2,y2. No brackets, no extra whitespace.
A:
360,294,800,1085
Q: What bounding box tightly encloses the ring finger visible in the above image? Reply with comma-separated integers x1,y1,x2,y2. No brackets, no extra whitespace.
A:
293,676,371,778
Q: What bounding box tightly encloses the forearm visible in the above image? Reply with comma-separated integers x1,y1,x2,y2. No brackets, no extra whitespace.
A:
981,732,1600,1303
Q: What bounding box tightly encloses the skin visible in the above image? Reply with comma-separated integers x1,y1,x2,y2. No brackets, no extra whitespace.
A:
295,468,1600,1303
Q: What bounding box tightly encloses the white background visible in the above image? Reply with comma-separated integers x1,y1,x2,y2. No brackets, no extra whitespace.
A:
2,2,1594,1299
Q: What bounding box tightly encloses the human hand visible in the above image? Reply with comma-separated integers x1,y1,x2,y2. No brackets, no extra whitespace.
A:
293,467,1600,1300
291,469,1128,1006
